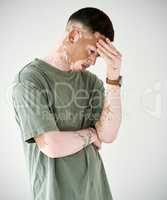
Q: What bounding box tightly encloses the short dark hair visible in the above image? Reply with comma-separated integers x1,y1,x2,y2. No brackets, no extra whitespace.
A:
67,7,114,41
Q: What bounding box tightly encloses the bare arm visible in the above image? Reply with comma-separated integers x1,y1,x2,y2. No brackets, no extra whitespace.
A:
95,84,122,143
34,128,98,158
96,37,122,143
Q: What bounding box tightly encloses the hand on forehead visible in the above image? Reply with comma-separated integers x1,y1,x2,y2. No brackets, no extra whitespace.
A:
94,32,107,42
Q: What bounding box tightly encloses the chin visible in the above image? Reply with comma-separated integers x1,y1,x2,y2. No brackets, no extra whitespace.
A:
71,63,87,72
71,67,82,72
75,65,85,71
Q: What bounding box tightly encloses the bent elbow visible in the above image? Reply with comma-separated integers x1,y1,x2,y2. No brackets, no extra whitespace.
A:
99,128,119,143
101,134,118,143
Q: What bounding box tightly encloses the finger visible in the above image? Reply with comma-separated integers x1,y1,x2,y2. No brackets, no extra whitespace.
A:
98,40,118,56
97,48,110,60
97,43,116,60
105,38,122,57
94,142,101,149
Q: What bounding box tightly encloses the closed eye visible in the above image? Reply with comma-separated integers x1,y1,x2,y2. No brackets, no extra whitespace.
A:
90,50,95,54
89,49,100,57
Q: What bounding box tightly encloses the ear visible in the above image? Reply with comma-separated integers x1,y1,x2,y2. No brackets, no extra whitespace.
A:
68,29,81,44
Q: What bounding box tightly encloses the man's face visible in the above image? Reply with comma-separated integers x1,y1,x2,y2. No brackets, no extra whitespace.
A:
68,30,105,71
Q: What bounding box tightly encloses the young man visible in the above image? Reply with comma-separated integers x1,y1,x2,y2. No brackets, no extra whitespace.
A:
12,7,122,200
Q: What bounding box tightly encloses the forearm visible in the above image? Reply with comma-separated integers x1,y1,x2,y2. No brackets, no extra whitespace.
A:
95,84,122,143
95,36,122,143
40,128,96,158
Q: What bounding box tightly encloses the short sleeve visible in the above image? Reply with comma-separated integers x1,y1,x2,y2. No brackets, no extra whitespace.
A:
90,77,105,127
12,80,59,143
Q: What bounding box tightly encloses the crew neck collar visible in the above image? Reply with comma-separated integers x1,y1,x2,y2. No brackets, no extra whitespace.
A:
33,57,81,77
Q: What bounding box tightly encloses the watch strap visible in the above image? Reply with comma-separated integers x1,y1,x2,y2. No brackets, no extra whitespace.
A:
106,75,122,87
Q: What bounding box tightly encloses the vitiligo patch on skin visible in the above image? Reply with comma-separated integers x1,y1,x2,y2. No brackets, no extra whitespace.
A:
66,21,93,39
43,21,108,72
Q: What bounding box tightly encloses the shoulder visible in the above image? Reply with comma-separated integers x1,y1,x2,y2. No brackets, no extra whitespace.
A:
84,70,104,91
13,60,47,89
81,70,104,90
12,60,49,101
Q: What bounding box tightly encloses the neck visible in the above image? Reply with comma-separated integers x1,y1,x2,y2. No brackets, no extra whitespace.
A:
43,39,72,72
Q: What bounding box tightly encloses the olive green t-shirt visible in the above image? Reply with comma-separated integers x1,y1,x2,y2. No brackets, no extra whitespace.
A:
12,58,113,200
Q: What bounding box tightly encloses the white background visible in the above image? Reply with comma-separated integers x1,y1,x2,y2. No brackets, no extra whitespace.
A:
1,0,167,199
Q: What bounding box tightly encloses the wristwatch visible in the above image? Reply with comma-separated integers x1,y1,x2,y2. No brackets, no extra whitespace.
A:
106,75,122,87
